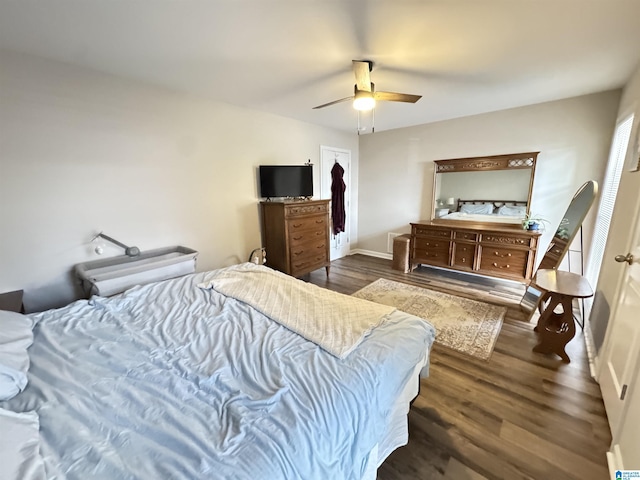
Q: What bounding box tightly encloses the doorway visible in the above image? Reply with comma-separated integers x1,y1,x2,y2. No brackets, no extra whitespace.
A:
320,145,351,260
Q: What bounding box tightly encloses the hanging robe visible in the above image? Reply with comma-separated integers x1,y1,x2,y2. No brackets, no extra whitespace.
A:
331,162,346,235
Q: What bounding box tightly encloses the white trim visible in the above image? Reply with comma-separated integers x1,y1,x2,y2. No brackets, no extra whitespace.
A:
350,249,393,260
583,321,599,380
607,445,623,475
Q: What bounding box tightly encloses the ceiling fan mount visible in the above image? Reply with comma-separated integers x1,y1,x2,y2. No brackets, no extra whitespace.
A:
313,60,421,111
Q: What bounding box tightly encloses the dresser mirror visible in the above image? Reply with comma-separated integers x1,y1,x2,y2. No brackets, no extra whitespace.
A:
432,152,538,226
520,180,599,314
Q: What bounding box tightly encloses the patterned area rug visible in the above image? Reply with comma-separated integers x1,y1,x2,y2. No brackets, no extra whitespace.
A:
352,278,506,360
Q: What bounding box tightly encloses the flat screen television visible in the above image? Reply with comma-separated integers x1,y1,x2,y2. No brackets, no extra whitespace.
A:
259,165,313,198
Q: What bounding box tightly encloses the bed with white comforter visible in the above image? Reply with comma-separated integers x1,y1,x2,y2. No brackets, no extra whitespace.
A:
1,264,435,480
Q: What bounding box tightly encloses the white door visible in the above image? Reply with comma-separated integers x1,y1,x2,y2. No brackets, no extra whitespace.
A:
598,224,640,469
609,364,640,470
320,146,351,260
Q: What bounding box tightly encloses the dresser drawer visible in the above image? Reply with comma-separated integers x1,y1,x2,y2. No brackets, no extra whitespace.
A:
414,237,449,251
413,238,450,267
289,226,327,247
481,233,532,247
479,247,528,277
412,226,452,239
452,243,476,269
290,256,328,276
285,203,328,217
290,238,328,263
288,215,327,234
454,231,478,242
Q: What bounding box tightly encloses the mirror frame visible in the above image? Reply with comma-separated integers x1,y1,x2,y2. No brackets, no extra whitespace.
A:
536,180,599,272
520,180,599,317
432,151,539,226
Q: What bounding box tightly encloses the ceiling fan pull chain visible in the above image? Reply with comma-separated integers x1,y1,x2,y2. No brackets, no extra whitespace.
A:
372,108,375,133
357,110,361,135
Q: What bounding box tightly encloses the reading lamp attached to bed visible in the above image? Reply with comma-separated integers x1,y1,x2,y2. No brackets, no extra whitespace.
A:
92,232,140,257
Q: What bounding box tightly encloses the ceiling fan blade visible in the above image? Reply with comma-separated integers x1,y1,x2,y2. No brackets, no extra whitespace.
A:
374,91,422,103
353,60,372,92
312,96,354,109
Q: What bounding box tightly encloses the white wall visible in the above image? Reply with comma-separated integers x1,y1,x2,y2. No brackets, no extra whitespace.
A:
0,50,358,311
356,91,621,264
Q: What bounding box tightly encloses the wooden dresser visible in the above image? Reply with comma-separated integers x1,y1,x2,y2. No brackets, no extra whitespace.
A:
410,221,541,283
261,199,330,277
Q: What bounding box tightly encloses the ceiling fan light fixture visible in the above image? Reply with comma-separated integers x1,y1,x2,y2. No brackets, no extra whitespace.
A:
353,91,375,111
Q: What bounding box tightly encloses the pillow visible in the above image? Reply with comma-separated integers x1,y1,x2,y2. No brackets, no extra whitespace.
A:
459,203,494,215
498,205,527,216
0,310,34,401
0,408,46,480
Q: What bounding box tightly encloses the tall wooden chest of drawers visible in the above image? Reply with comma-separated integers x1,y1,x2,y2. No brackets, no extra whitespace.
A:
260,200,330,278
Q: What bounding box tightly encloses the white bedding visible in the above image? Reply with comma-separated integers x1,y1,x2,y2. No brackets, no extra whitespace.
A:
442,211,523,224
2,267,436,480
199,263,395,358
0,408,45,480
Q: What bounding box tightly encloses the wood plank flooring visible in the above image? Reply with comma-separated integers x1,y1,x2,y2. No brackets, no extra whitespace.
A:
307,254,612,480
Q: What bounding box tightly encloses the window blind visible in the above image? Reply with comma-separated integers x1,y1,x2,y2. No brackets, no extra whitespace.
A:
584,114,634,319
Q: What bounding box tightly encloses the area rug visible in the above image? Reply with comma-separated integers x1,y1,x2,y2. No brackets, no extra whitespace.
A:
352,278,506,360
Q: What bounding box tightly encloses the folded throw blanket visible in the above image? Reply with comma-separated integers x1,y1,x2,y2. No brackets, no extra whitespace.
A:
198,263,395,359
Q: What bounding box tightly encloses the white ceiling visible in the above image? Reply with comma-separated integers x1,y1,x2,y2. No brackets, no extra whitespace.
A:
1,0,639,133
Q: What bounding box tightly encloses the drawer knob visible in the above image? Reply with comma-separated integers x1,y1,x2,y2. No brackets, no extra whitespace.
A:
462,258,466,263
293,236,303,241
293,223,303,228
316,220,323,224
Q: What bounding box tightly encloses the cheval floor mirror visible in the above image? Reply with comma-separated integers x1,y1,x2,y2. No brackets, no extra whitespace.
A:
520,180,599,321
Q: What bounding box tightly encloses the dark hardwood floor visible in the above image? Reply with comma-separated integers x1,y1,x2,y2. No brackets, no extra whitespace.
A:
307,254,612,480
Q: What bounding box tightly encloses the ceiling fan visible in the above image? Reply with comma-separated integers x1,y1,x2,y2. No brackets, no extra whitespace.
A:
313,60,422,112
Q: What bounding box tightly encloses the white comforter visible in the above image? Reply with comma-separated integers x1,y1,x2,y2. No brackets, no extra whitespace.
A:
3,267,436,480
199,263,395,358
442,211,522,224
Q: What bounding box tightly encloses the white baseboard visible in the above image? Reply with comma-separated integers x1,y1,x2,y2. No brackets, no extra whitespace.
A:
350,249,393,260
607,447,622,477
583,322,599,380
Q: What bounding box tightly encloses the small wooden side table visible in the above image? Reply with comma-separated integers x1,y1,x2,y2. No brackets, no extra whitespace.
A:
0,289,24,313
532,270,593,363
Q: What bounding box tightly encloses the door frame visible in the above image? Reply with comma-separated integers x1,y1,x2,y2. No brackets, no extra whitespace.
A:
319,145,352,260
593,114,640,472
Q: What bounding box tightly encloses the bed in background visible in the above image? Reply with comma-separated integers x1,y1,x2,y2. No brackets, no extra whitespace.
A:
439,199,528,224
0,263,436,480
